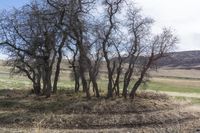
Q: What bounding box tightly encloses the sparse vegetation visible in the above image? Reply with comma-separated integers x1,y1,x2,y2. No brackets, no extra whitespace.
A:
0,89,199,133
0,0,199,132
0,64,199,132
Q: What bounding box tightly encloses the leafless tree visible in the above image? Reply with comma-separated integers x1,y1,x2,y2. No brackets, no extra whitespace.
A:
122,6,154,98
66,42,80,93
129,28,178,98
99,0,124,98
0,1,68,97
0,0,177,99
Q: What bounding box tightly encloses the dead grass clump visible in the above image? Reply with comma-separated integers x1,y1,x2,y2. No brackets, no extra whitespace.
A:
0,100,25,110
0,90,199,132
66,101,93,113
60,97,174,114
0,89,29,99
0,112,36,127
137,91,169,101
36,110,199,129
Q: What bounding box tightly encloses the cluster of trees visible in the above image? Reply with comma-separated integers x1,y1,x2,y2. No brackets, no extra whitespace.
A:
0,0,177,99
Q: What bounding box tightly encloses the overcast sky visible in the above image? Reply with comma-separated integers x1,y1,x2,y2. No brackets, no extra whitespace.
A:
0,0,200,51
134,0,200,51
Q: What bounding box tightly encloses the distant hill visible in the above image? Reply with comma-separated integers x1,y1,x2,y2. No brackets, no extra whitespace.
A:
1,51,200,71
111,50,200,69
156,50,200,69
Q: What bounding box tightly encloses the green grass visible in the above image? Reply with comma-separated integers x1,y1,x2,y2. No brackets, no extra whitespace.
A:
0,68,200,97
174,96,200,104
0,76,31,89
147,81,200,93
1,75,200,96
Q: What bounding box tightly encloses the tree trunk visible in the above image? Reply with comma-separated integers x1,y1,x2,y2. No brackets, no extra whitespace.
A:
104,52,113,98
53,50,63,93
130,55,154,98
71,64,80,93
129,77,143,99
42,58,52,98
45,68,52,98
42,72,47,95
123,54,139,98
79,56,90,99
75,78,80,92
91,78,100,98
33,82,41,95
81,73,90,99
113,64,122,96
107,76,113,98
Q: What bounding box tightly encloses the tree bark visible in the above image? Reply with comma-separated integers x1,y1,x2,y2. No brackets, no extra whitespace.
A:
53,48,63,93
129,55,153,99
129,76,143,99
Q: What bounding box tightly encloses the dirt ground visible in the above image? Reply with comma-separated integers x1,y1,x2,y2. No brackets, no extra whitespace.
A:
0,90,200,133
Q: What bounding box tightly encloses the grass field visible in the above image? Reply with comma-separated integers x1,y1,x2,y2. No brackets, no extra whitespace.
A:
1,67,200,96
0,62,200,132
0,71,200,107
148,78,200,93
0,59,200,105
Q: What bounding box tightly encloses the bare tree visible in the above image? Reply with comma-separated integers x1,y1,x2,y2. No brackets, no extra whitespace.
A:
100,0,124,98
129,28,178,98
122,6,154,98
0,1,66,97
0,0,177,99
66,42,80,93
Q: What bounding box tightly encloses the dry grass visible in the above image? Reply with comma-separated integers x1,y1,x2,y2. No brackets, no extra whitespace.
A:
0,63,200,132
151,78,200,88
150,67,200,79
0,90,199,132
153,91,200,99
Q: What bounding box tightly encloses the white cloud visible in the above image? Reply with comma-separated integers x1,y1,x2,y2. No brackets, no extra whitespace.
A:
134,0,200,51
